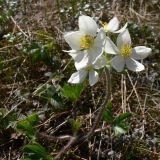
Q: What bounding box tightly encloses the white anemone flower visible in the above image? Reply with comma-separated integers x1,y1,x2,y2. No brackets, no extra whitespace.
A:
68,56,106,86
102,17,127,33
104,29,151,72
64,15,106,70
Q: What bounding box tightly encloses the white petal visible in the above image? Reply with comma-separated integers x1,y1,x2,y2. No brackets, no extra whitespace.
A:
68,70,87,84
110,55,125,72
67,50,85,61
78,15,98,36
107,17,120,32
64,31,84,50
93,56,106,69
126,58,145,72
131,46,151,60
64,50,87,65
117,29,131,49
94,28,106,47
87,29,105,64
113,22,128,33
63,50,78,59
75,52,89,70
89,70,99,86
104,37,119,55
63,49,76,53
88,45,103,64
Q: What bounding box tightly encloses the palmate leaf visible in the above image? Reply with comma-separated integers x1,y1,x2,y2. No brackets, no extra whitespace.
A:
114,112,132,125
26,113,40,126
113,112,132,136
17,119,35,137
23,156,53,160
103,110,113,124
23,143,47,155
103,101,113,124
16,113,40,138
61,83,84,101
22,143,53,160
49,96,63,108
102,102,132,136
113,122,131,136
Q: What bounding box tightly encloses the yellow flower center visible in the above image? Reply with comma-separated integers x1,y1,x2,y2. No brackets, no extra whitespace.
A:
102,22,109,32
80,35,94,50
120,44,132,58
85,65,93,71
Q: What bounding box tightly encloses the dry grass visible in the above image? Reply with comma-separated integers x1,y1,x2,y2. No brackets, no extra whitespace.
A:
0,0,160,159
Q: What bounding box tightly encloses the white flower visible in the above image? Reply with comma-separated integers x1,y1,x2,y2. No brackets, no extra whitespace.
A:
104,29,151,72
64,15,106,70
102,17,127,33
68,56,106,86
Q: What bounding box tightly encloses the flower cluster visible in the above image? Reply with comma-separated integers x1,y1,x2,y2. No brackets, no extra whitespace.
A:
64,15,151,86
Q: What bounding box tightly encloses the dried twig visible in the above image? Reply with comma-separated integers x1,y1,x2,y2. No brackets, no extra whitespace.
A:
38,132,72,141
10,16,29,40
54,134,77,159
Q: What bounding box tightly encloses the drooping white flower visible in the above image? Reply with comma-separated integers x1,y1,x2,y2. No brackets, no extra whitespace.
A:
104,29,151,72
68,56,106,86
64,15,106,70
102,17,127,33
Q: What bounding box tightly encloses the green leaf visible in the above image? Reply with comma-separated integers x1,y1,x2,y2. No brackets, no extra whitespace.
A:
26,113,40,126
114,112,132,125
16,113,39,138
103,111,113,124
22,143,53,160
23,154,53,160
49,96,63,108
23,143,47,155
62,83,84,101
23,155,53,160
17,119,35,137
103,101,113,124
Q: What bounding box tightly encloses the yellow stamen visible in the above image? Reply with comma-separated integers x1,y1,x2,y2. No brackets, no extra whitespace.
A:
102,22,109,32
80,35,94,50
85,65,93,71
120,44,132,58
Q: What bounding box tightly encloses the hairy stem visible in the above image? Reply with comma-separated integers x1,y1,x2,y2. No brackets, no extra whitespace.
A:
78,67,111,142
